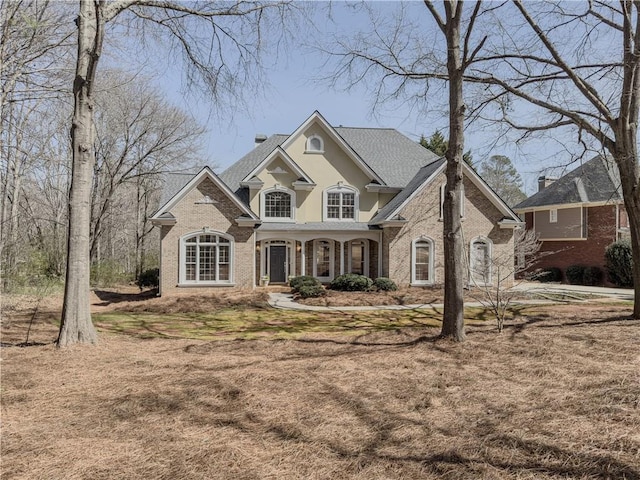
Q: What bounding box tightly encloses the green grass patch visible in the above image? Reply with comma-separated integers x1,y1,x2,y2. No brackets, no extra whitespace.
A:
93,305,507,341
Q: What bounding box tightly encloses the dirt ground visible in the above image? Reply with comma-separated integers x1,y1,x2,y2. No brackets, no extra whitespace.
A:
1,290,639,479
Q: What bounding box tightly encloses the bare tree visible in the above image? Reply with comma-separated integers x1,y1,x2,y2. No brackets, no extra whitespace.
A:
478,155,526,207
468,228,542,333
0,0,72,291
329,1,491,341
466,1,640,316
58,0,294,347
89,71,204,267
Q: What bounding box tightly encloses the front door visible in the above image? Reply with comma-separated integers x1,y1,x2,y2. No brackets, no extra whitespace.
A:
269,245,287,283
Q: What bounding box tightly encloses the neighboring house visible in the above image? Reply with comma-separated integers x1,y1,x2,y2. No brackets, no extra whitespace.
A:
151,111,522,295
513,155,628,277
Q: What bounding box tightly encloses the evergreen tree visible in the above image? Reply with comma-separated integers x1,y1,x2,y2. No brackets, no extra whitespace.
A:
420,131,474,168
478,155,526,207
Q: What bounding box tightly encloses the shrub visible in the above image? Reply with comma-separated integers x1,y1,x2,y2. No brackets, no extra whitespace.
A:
297,284,325,298
330,273,373,291
605,241,634,287
137,268,159,289
583,266,603,286
289,275,321,293
534,267,562,283
373,277,398,291
565,265,586,285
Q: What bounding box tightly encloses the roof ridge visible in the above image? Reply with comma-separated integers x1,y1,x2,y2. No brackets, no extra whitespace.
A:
335,126,397,131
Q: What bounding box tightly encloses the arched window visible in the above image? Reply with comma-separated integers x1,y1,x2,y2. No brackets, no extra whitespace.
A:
323,184,358,221
180,232,233,284
470,237,492,285
261,186,295,222
306,135,324,153
412,237,434,285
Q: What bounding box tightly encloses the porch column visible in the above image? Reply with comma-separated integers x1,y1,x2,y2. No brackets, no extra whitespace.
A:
300,240,306,276
340,240,345,275
378,236,383,278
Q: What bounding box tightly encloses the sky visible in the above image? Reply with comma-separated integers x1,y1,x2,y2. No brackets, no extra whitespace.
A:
114,1,602,196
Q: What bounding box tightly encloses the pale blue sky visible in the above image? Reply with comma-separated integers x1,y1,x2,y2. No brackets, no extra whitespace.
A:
118,1,596,195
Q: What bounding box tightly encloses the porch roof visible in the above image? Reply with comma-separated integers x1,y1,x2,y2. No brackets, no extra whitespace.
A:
257,222,380,232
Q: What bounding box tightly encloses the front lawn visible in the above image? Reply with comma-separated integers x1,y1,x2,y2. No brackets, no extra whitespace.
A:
2,299,638,480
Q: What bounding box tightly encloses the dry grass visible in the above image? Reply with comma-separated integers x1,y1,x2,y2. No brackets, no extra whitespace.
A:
297,286,543,307
1,292,639,479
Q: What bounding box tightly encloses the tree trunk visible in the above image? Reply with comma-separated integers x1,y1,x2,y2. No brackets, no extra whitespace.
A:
440,0,465,341
58,0,103,347
613,132,640,318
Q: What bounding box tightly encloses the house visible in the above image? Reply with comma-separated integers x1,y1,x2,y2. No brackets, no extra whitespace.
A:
513,155,628,277
151,111,522,295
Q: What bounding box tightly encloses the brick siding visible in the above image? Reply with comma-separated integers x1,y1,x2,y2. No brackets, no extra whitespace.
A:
524,205,617,281
384,173,515,287
159,177,255,295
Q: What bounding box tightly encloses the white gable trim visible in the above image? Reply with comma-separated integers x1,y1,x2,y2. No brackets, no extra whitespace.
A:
241,146,314,184
462,163,522,222
151,166,258,221
381,162,447,222
281,111,386,185
514,200,622,214
378,162,522,224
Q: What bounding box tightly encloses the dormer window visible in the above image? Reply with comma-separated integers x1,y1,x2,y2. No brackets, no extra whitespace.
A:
323,184,358,221
306,135,324,153
261,186,295,222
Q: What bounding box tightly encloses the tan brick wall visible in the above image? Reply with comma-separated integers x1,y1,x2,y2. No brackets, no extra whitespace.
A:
159,177,255,295
384,173,515,287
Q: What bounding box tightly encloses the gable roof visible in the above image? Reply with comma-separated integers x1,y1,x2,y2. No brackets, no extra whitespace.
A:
151,166,258,220
514,155,622,210
220,112,439,194
220,134,289,194
335,127,440,187
371,158,446,224
280,111,386,185
241,146,314,185
371,159,522,225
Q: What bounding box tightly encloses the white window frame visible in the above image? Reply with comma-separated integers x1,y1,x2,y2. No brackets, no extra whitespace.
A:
411,236,435,285
260,186,296,222
305,134,324,153
179,231,234,285
348,239,369,277
323,184,359,221
549,208,558,223
469,236,493,286
313,239,334,281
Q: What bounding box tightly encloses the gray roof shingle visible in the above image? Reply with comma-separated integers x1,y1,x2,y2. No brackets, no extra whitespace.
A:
219,127,440,194
158,118,443,219
334,127,440,187
158,172,197,210
219,135,288,194
370,158,446,223
514,155,622,210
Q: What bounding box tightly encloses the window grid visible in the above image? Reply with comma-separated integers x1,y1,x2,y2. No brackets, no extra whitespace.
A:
414,241,431,282
326,191,355,220
265,191,291,218
182,234,232,283
316,241,331,278
351,241,365,275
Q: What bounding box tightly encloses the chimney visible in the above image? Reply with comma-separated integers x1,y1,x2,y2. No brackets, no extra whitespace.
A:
254,134,267,147
538,175,557,192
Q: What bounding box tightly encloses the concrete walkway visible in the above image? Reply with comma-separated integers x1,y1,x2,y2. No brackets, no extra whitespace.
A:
267,282,634,312
511,281,634,300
